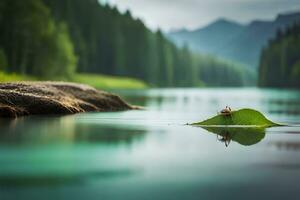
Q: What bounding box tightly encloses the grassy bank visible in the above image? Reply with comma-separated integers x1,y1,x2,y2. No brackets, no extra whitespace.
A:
0,71,147,89
73,74,147,89
0,72,36,82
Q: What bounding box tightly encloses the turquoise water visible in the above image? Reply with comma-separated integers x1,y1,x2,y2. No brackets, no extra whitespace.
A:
0,88,300,200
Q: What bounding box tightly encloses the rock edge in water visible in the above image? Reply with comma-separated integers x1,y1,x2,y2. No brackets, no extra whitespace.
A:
0,81,135,118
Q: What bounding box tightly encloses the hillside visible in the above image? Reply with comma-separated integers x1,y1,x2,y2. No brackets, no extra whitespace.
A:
169,19,245,55
168,11,300,67
0,0,254,87
259,22,300,88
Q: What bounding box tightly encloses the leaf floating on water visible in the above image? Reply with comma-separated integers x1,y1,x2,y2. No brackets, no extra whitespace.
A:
191,108,280,127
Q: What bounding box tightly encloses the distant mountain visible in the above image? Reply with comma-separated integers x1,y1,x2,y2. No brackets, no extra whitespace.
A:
168,11,300,67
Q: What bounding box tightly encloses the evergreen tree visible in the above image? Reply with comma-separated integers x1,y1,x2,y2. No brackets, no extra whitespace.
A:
0,0,77,78
259,21,300,88
0,0,254,87
0,48,7,71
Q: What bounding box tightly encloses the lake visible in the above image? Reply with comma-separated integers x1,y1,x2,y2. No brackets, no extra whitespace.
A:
0,88,300,200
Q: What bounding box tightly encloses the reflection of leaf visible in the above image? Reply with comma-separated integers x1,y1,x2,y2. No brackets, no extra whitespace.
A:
203,127,266,146
192,108,279,127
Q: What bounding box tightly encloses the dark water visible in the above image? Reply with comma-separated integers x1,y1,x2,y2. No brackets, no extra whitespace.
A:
0,88,300,200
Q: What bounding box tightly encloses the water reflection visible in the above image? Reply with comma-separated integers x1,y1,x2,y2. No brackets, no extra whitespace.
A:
201,127,266,147
269,141,300,151
0,169,136,187
0,116,145,188
0,116,146,146
0,89,300,199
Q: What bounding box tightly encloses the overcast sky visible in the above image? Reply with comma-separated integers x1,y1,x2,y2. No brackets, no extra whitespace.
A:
100,0,300,31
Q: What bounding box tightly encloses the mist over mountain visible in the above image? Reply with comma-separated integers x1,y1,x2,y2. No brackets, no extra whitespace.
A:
168,11,300,67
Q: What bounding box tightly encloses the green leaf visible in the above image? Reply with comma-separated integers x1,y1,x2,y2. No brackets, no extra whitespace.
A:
203,127,266,146
192,108,279,127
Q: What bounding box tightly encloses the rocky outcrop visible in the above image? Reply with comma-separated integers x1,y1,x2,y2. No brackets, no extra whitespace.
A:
0,82,134,118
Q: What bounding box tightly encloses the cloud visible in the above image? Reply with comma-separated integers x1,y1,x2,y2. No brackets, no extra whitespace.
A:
104,0,300,31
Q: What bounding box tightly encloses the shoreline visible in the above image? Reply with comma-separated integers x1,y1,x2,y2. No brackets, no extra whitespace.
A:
0,81,136,118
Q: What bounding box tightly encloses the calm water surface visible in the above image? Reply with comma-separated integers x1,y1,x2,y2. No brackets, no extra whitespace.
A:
0,88,300,200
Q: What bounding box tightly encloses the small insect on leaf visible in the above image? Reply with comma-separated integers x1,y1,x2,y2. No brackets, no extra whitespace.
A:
191,108,280,128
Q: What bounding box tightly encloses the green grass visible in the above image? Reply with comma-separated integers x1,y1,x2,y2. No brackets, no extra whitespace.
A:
73,73,147,89
0,71,36,82
0,71,148,89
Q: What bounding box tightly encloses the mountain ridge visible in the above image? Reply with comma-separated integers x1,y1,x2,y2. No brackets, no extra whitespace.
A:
168,11,300,67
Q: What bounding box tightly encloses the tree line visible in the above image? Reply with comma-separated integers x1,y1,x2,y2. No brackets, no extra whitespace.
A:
259,21,300,88
0,0,254,87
